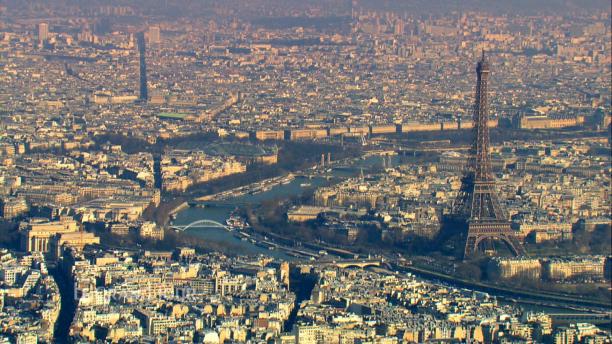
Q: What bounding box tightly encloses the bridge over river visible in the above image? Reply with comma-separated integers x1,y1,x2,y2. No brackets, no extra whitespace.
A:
170,219,228,232
189,201,251,208
315,259,384,269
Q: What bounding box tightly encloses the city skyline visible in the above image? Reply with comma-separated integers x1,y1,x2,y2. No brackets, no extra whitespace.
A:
0,1,609,343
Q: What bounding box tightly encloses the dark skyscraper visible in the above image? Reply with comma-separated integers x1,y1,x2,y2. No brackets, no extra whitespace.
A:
38,22,49,42
136,32,148,102
453,52,525,259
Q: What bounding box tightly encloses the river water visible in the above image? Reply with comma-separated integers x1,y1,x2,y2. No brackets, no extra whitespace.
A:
173,175,329,260
173,155,393,259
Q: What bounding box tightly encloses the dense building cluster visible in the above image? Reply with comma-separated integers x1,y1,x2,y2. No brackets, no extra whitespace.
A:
0,0,609,343
64,248,294,343
0,2,609,147
292,265,610,344
42,247,612,343
161,150,246,192
0,250,60,343
293,138,610,250
490,256,610,282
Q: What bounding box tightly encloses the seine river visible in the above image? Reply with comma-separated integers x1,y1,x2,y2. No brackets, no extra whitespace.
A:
172,154,395,258
172,155,608,316
172,175,330,260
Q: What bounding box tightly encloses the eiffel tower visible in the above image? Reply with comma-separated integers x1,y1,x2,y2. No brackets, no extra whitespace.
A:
453,51,526,259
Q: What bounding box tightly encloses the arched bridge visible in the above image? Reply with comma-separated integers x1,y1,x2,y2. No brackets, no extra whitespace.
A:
171,219,228,232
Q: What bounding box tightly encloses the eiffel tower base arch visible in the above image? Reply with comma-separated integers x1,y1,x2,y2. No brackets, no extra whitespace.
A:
464,222,526,258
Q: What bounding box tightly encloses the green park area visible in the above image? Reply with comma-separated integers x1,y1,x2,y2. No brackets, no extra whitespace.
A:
157,112,189,120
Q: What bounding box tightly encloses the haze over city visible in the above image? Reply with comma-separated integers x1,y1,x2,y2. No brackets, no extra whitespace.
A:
0,0,610,343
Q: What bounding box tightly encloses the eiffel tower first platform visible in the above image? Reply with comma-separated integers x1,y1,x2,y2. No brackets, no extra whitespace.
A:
453,52,526,259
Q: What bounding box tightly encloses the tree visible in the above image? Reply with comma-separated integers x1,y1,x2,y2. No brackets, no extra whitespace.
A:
455,262,482,281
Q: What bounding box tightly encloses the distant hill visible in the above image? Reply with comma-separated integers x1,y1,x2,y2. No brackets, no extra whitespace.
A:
356,0,610,14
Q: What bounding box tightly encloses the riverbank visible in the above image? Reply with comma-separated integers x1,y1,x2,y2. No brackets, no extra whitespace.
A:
144,141,364,228
160,173,314,229
168,201,189,215
170,173,336,259
195,173,297,202
394,263,611,311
